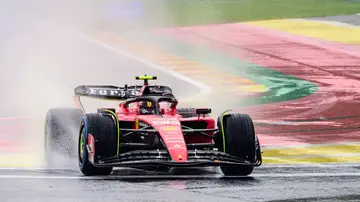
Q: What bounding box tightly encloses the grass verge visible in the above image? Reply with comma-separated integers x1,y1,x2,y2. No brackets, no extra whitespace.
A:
129,0,360,27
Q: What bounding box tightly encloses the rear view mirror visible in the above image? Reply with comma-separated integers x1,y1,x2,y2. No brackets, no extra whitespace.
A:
195,108,211,114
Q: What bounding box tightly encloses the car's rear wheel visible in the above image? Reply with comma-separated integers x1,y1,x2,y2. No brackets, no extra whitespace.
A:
216,113,260,176
78,113,117,176
44,108,83,167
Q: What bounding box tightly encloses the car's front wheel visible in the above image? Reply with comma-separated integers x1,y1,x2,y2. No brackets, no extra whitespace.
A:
78,113,117,176
216,113,261,176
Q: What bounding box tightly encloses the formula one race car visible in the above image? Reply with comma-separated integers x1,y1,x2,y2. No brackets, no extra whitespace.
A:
44,75,262,176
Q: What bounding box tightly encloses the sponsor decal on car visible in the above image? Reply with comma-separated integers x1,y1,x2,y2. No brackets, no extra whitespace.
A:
146,101,152,107
168,146,187,151
152,120,180,125
163,137,185,143
160,126,178,131
88,88,137,96
152,117,178,121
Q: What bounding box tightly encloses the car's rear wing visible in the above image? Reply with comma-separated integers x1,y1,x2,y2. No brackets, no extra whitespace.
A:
73,85,140,113
74,84,174,99
73,84,174,113
74,85,139,100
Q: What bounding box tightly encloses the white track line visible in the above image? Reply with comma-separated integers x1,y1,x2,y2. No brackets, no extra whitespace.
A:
292,18,360,28
0,175,86,179
1,173,360,179
0,167,67,170
262,141,360,150
0,163,359,170
35,20,212,100
261,163,360,168
252,173,360,177
0,116,30,121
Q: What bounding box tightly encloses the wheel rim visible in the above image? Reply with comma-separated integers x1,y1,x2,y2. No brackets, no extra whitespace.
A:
79,128,85,163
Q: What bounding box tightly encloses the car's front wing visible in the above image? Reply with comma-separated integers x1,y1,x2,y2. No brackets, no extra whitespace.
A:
93,149,262,168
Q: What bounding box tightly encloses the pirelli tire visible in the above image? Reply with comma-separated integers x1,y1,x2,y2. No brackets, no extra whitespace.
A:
44,108,83,167
177,108,209,118
78,113,117,176
216,113,261,176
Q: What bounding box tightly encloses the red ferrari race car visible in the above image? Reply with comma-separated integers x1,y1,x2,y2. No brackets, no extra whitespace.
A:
44,75,262,176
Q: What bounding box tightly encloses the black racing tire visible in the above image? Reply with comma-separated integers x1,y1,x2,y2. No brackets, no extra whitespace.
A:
44,108,83,167
216,113,259,176
78,113,117,176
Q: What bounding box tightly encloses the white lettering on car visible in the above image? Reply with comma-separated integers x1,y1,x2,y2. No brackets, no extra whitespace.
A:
152,120,180,125
109,90,119,95
168,146,186,150
89,88,98,95
99,90,108,95
87,88,137,97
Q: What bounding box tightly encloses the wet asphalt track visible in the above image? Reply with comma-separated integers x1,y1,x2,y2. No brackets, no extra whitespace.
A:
2,165,360,202
310,14,360,26
2,5,360,202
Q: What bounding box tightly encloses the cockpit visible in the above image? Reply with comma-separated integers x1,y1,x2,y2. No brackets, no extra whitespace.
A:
120,93,178,116
138,101,156,114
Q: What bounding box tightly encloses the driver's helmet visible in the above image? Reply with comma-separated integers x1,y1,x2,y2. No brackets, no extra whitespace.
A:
139,101,155,114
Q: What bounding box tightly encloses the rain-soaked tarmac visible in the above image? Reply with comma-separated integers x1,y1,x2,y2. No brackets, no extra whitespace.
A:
1,165,360,202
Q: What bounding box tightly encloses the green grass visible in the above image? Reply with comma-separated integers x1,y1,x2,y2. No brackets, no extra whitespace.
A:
131,0,360,27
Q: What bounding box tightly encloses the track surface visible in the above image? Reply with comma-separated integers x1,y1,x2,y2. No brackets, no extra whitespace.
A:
311,14,360,26
1,166,360,202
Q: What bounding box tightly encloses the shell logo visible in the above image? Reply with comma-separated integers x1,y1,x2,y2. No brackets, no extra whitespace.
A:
161,126,178,131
